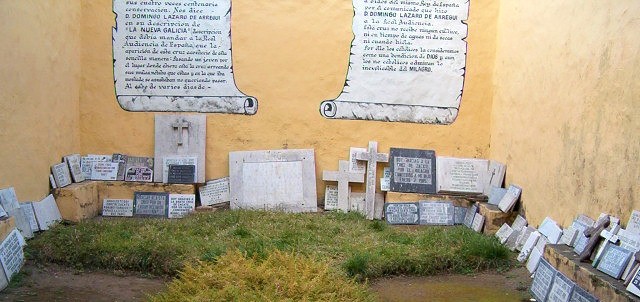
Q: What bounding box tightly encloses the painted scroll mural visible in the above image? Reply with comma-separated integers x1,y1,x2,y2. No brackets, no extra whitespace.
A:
321,0,469,124
113,0,257,114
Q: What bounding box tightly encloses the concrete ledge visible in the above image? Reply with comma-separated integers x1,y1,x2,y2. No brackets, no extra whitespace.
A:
385,192,475,207
544,244,639,302
478,203,516,235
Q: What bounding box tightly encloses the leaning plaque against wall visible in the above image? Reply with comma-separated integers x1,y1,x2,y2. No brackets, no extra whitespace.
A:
113,0,257,114
321,0,469,124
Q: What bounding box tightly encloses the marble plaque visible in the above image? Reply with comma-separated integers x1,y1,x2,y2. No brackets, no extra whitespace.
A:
511,215,528,232
497,184,522,213
627,210,640,235
0,229,24,284
199,177,230,207
49,174,57,189
539,217,563,244
471,213,485,233
627,267,640,298
389,148,436,194
51,162,72,188
102,199,134,217
618,228,640,252
324,185,339,211
454,206,467,225
526,247,544,273
229,149,317,213
572,221,591,254
0,187,19,211
495,223,514,244
384,203,419,225
560,227,579,246
168,194,196,219
32,194,62,231
162,156,197,183
6,207,33,239
548,272,575,302
436,157,488,194
488,186,507,206
349,147,367,173
516,226,536,252
419,201,454,225
91,162,120,181
569,286,599,302
484,160,506,195
596,244,632,279
530,259,556,301
81,154,112,180
536,236,550,252
112,153,128,181
518,231,541,263
154,115,206,183
124,156,154,182
380,167,391,191
167,165,196,184
20,202,39,232
463,204,479,228
134,192,169,217
64,154,85,183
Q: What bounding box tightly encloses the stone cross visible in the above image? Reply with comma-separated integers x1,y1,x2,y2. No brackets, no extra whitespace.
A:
579,215,610,262
323,160,364,212
355,141,389,220
172,119,191,145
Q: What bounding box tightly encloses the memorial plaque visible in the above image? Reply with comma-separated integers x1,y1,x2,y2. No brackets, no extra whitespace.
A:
64,154,85,183
168,194,196,219
6,207,33,239
576,214,596,227
349,147,367,173
380,167,391,191
20,202,39,232
526,247,544,273
134,192,169,217
384,203,419,225
163,156,197,183
154,115,206,183
229,149,317,213
0,229,24,284
124,156,154,182
471,213,485,233
569,286,599,302
167,165,196,184
539,217,563,244
516,226,536,252
90,162,120,181
349,192,384,218
81,154,112,180
536,236,550,253
112,153,128,181
511,215,528,232
0,187,19,211
596,244,632,279
419,201,454,226
49,174,57,189
548,272,576,302
51,162,72,188
0,205,5,218
497,184,522,213
530,259,556,302
102,199,134,217
488,186,507,206
463,203,479,229
199,177,230,207
436,157,488,194
505,229,521,251
484,160,506,195
323,160,365,213
324,185,339,211
627,210,640,236
389,148,436,194
618,228,640,252
32,194,62,231
573,221,591,254
495,223,514,244
518,231,541,263
560,227,579,246
627,266,640,297
454,206,467,225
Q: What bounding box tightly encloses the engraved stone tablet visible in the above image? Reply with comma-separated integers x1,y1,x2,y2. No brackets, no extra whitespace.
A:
380,167,391,191
516,226,536,252
505,229,521,251
163,156,197,183
627,210,640,236
498,184,522,213
627,266,640,298
32,194,62,231
199,177,230,207
167,165,196,184
155,115,206,183
419,201,454,225
573,221,591,254
102,199,134,217
495,223,514,244
530,259,556,302
569,285,599,302
548,272,575,302
355,142,389,220
454,206,467,225
390,148,436,194
463,204,479,229
436,157,488,194
51,162,72,188
384,203,419,225
0,187,19,211
488,186,507,206
349,147,367,173
471,213,485,233
324,185,339,211
618,228,640,252
124,156,154,182
134,192,169,217
168,194,196,219
560,227,579,246
596,244,632,279
81,154,112,180
6,207,33,239
19,203,38,233
0,229,24,284
518,231,541,263
90,162,120,181
484,161,506,195
64,154,85,183
49,174,57,189
112,153,128,181
511,215,528,232
539,217,563,244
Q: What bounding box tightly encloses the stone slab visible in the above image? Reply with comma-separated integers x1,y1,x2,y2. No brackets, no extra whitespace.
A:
527,247,544,273
81,155,112,180
349,192,384,219
561,227,579,246
355,142,389,220
453,206,467,225
102,199,134,217
518,231,541,263
488,186,507,206
484,160,506,195
199,177,230,207
479,202,517,235
91,162,120,181
530,258,556,302
32,194,62,231
0,229,24,287
463,203,479,228
54,181,100,223
471,213,485,233
134,192,169,217
51,162,72,188
570,285,599,302
64,154,85,183
124,156,154,182
497,184,522,213
323,160,364,212
505,229,521,251
511,215,528,232
540,217,564,244
380,167,391,191
162,156,197,183
596,244,632,279
112,154,128,181
0,217,16,243
495,223,514,244
389,148,436,194
418,201,454,225
0,188,20,211
516,226,536,252
548,271,576,302
168,194,195,219
154,114,206,183
167,164,196,184
627,210,640,236
436,156,488,195
6,207,33,239
229,149,317,213
348,147,367,174
384,203,419,225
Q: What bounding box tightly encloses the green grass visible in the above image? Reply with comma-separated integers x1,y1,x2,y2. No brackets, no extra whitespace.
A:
27,210,512,279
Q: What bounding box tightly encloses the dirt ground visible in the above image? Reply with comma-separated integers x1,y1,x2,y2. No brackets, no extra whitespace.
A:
0,262,532,302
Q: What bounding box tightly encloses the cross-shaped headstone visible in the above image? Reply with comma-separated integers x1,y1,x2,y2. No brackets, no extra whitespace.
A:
355,141,389,220
172,119,191,146
579,215,610,262
323,160,364,212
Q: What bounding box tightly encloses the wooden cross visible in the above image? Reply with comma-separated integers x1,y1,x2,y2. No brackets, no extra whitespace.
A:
323,160,364,212
579,215,610,262
172,119,191,146
355,141,389,220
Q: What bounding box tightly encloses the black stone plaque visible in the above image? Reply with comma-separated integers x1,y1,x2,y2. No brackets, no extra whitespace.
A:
596,244,632,279
389,148,436,194
569,285,599,302
134,192,169,217
419,201,454,225
167,165,196,184
530,259,556,302
384,203,419,225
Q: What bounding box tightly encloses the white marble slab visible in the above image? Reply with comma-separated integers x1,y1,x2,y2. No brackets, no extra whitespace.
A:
102,199,134,217
154,115,206,183
168,194,196,219
64,154,85,183
538,217,563,244
199,177,230,206
0,187,19,211
0,229,24,286
349,147,367,174
484,160,506,195
436,157,488,194
32,194,62,231
498,184,522,213
6,207,33,239
81,154,112,180
19,202,39,232
51,162,72,188
495,223,514,244
518,231,541,263
471,213,485,233
90,162,120,181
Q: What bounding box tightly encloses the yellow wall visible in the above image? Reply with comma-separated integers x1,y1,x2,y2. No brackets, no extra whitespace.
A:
79,0,499,196
491,1,640,226
0,0,82,201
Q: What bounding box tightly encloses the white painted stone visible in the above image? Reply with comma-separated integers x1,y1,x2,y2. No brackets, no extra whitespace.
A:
511,215,528,232
488,186,507,206
471,213,485,233
168,194,196,219
154,114,206,183
484,161,506,195
0,229,24,286
518,231,541,263
515,226,536,252
90,162,120,181
6,207,33,239
51,162,72,188
526,247,543,273
102,199,134,217
349,147,367,173
162,156,198,183
32,194,62,231
64,154,85,183
323,160,364,212
355,141,389,220
199,177,230,206
0,187,19,211
229,149,317,213
81,154,112,180
627,210,640,236
538,217,563,244
436,157,488,194
495,223,514,244
497,184,521,213
20,202,39,232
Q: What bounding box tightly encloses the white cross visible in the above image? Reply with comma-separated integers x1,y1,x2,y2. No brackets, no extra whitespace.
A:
323,160,364,212
355,141,389,220
172,119,191,146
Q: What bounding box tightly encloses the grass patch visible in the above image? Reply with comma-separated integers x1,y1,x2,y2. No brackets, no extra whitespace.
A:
28,210,512,279
149,250,374,302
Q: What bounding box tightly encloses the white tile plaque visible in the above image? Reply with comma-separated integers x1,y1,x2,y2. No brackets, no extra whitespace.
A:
51,162,72,188
498,184,522,213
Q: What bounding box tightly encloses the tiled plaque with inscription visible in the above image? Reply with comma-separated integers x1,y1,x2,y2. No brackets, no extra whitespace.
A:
167,165,196,184
389,148,436,194
91,162,120,181
320,0,469,124
384,203,419,225
112,0,257,114
134,192,169,217
418,201,454,226
530,259,556,302
64,154,85,183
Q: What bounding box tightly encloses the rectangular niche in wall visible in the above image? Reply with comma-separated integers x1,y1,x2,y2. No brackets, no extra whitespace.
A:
112,0,257,114
320,0,469,124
